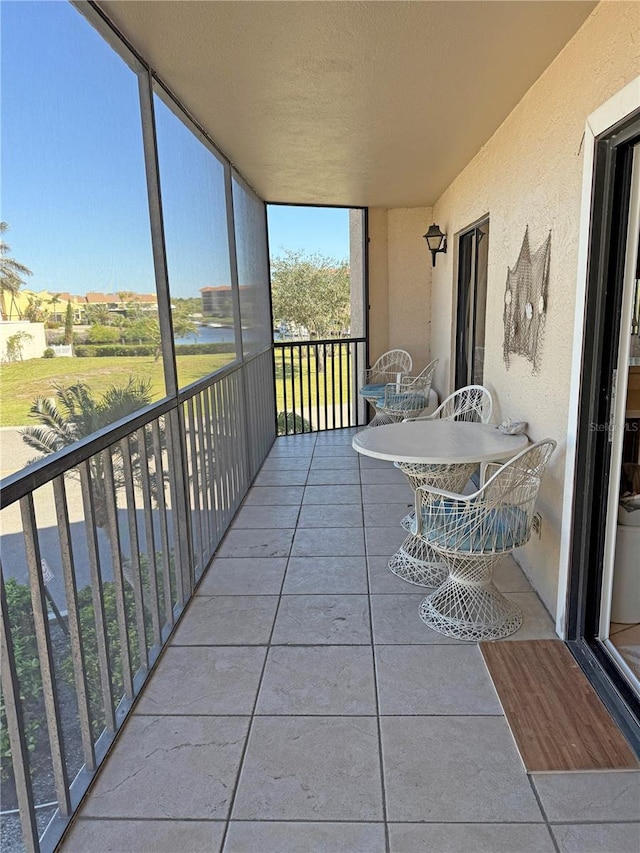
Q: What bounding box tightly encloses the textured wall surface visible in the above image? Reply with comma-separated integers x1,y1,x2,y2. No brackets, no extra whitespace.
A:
429,1,639,617
0,321,47,363
387,208,433,372
368,207,433,370
367,209,390,364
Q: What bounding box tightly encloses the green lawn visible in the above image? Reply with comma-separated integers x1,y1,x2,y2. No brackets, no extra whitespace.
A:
0,350,355,427
275,351,352,412
0,354,235,426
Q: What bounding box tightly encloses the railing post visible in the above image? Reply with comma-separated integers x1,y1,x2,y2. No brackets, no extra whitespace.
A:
53,476,96,772
79,461,116,733
167,407,194,607
20,494,72,817
0,567,39,852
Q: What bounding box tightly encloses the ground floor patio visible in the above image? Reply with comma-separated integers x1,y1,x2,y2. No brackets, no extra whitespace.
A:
61,428,640,852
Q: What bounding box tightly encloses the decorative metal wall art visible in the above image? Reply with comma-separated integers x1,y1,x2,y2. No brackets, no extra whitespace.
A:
503,227,551,373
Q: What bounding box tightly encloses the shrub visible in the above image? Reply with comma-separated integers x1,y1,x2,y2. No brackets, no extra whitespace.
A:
64,581,141,738
277,410,311,436
62,553,174,738
0,578,44,778
75,344,157,358
1,555,175,781
174,342,236,355
74,342,236,358
87,324,121,344
43,347,55,358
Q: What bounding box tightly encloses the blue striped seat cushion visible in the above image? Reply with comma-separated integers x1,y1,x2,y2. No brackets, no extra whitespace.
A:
359,382,387,398
375,393,427,412
414,499,529,553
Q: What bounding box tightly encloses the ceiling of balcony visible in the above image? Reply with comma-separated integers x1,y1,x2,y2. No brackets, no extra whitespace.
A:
96,0,596,208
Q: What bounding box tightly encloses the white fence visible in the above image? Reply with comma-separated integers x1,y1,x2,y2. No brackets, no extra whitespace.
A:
50,344,73,357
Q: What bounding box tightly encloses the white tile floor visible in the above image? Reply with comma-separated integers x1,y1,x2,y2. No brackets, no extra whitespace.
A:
62,429,640,853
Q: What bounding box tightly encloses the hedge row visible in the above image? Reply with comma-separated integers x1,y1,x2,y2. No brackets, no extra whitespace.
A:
175,342,235,355
75,342,236,358
75,344,156,357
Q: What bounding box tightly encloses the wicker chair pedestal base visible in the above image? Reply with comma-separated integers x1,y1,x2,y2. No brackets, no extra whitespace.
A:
390,461,477,586
419,576,523,642
387,534,448,587
367,410,400,428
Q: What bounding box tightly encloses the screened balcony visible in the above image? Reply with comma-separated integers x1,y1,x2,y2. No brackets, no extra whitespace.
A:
4,421,639,853
2,2,640,851
51,427,637,853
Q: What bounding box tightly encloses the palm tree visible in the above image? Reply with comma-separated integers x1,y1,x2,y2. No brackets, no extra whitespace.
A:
85,303,111,326
0,222,32,320
50,293,62,322
23,295,48,323
21,377,161,527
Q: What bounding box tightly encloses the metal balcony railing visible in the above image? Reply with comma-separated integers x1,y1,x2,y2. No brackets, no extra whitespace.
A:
273,337,368,435
0,349,275,853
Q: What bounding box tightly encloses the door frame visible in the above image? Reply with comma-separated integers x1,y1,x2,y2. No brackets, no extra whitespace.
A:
560,77,640,752
454,216,489,390
598,144,640,648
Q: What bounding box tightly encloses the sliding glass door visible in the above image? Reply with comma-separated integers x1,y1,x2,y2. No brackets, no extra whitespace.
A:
569,112,640,752
455,219,489,389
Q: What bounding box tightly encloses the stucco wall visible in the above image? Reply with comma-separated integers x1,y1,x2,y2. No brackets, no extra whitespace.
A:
367,209,390,362
368,207,433,370
429,1,639,618
0,321,47,362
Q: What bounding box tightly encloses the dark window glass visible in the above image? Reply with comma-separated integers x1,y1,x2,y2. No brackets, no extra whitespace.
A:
233,176,271,355
1,1,161,476
154,91,237,387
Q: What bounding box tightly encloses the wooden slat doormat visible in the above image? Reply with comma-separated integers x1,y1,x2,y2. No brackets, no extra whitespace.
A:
480,639,639,772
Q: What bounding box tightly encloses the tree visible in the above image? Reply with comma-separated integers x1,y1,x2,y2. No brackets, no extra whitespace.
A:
88,324,121,344
85,303,111,326
0,222,32,320
50,293,62,322
134,308,198,360
21,378,160,527
172,307,198,341
5,331,33,362
64,301,74,344
122,316,159,345
270,250,351,340
23,296,49,324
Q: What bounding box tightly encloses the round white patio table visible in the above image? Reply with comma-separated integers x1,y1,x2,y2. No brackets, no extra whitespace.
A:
352,420,529,586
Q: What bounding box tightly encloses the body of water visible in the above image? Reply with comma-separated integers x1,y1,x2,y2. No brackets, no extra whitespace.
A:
175,325,235,345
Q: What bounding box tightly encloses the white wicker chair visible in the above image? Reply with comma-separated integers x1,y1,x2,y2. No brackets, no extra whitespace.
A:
413,438,556,641
359,349,413,406
368,358,439,428
407,384,493,426
399,385,494,527
388,385,494,586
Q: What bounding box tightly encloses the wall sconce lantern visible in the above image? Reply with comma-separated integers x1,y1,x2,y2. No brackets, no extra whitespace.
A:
424,223,447,267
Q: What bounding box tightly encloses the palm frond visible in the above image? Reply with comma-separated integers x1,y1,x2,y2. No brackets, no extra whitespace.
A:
19,425,70,457
97,376,153,427
26,396,77,439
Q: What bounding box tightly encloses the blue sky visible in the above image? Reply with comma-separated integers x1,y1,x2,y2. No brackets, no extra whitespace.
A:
267,206,350,263
1,1,350,300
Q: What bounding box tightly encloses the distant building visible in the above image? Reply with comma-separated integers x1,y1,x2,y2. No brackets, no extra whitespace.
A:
0,289,158,323
200,286,232,316
86,292,158,316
